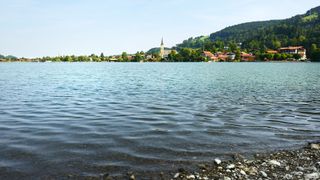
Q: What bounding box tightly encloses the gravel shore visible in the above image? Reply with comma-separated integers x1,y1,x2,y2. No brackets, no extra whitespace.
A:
98,142,320,180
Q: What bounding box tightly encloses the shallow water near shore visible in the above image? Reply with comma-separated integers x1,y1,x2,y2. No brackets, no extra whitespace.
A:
0,62,320,178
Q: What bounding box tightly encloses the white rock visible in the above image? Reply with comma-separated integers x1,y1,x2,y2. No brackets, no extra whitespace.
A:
305,173,320,180
129,174,135,180
260,171,268,178
214,158,222,165
227,164,235,169
174,173,180,178
224,177,231,180
297,166,304,171
245,160,254,164
283,174,293,179
310,143,320,150
269,160,281,166
248,167,258,175
187,175,195,179
240,170,247,176
261,162,267,166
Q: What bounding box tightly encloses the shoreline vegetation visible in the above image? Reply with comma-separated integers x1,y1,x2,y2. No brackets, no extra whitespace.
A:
0,47,315,63
0,44,318,63
0,59,314,63
77,142,320,180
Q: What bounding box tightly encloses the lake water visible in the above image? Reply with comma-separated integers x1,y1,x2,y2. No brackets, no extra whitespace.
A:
0,62,320,178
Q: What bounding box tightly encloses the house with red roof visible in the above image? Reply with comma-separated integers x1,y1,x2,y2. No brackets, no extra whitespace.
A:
241,52,255,61
202,51,218,61
279,46,307,60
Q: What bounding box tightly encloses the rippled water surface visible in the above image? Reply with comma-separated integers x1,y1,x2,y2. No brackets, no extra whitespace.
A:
0,62,320,178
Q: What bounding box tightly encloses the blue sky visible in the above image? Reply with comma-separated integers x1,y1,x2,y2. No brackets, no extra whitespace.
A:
0,0,319,58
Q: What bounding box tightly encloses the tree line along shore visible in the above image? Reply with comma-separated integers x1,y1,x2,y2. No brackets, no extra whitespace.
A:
0,44,318,63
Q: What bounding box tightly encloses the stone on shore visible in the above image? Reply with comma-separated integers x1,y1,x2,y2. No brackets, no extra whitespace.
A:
260,171,268,178
310,143,320,150
304,172,320,180
214,158,222,165
186,174,195,179
240,170,246,176
226,164,235,169
174,173,180,178
269,160,281,166
129,174,135,180
283,174,293,179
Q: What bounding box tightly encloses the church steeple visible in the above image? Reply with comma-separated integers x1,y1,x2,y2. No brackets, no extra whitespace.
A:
160,37,165,58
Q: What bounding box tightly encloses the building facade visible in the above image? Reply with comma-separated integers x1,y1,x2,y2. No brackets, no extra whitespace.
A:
159,38,172,59
279,46,307,60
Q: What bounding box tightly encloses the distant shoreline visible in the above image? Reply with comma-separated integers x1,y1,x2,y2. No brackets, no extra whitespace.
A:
0,60,314,63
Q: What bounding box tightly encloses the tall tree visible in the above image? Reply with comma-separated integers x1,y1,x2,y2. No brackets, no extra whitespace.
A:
100,53,105,61
122,52,129,62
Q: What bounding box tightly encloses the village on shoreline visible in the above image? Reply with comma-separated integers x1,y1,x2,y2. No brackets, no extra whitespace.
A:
0,39,311,63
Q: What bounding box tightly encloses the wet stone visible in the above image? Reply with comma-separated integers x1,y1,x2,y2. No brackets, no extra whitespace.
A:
129,174,135,180
214,158,222,165
240,170,246,176
226,164,235,169
233,154,245,161
186,174,195,179
269,160,281,166
260,171,268,178
305,173,320,180
174,173,180,179
283,174,293,179
310,143,320,150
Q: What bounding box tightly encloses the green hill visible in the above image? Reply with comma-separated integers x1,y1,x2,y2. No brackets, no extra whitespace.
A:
0,54,17,60
177,6,320,61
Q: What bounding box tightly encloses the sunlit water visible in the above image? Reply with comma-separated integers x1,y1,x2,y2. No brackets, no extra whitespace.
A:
0,62,319,178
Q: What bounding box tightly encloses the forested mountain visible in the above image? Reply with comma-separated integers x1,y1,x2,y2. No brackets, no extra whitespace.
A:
0,54,17,60
177,6,320,61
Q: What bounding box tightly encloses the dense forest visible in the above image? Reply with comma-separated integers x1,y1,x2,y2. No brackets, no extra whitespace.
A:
177,6,320,61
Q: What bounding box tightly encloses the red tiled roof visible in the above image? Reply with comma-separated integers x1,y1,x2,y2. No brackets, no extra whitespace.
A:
218,54,228,61
279,46,305,50
241,52,254,57
203,51,215,57
211,56,218,60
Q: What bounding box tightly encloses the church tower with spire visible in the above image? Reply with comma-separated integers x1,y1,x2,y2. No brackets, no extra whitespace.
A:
160,38,165,59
